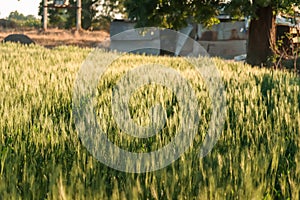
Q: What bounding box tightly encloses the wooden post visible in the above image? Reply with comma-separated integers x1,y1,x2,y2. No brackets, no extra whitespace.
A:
43,0,48,31
76,0,82,31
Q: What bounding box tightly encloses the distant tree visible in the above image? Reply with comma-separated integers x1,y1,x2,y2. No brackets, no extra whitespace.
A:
97,0,126,20
7,11,41,28
7,11,27,21
38,0,98,30
92,0,126,31
50,8,68,28
65,0,98,30
38,1,68,29
38,1,45,26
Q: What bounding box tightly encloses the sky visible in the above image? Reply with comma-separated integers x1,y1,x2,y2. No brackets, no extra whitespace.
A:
0,0,40,19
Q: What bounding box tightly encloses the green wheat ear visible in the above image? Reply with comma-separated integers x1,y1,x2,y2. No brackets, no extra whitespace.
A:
0,43,299,199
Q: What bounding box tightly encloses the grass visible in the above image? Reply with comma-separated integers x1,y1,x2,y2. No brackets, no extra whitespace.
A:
0,43,300,199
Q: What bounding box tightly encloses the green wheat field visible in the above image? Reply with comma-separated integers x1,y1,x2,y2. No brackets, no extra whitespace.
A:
0,43,300,199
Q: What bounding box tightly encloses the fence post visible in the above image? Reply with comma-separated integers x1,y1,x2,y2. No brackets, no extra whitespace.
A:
43,0,48,31
76,0,82,31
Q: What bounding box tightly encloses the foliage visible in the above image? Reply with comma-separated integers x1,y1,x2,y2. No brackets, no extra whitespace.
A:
97,0,126,21
49,8,68,29
38,0,98,30
124,0,299,29
38,1,68,29
271,32,300,72
7,11,27,21
223,0,298,19
7,11,41,28
0,43,300,199
65,0,99,30
124,0,221,29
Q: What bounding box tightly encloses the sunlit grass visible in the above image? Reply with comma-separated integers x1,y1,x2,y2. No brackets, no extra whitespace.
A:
0,43,299,199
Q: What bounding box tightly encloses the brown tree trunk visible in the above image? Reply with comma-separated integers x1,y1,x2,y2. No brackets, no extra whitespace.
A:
246,6,276,66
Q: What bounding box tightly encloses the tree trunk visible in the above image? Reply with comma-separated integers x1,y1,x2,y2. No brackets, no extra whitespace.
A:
246,6,276,66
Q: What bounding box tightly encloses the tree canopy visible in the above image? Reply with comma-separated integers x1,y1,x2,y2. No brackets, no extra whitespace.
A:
7,11,41,28
125,0,221,29
125,0,298,30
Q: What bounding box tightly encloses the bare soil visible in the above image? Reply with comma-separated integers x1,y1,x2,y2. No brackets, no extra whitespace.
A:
0,28,110,48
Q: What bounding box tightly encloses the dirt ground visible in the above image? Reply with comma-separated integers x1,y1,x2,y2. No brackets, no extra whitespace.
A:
0,28,110,48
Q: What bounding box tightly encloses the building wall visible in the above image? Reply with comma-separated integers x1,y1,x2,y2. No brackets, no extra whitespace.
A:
110,20,160,55
110,20,248,58
198,21,248,41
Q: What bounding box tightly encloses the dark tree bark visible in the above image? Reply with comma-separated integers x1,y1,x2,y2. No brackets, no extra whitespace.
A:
246,6,276,66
